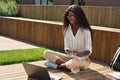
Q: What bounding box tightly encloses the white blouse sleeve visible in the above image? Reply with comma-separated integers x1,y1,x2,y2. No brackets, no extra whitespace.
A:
84,30,92,55
64,31,71,51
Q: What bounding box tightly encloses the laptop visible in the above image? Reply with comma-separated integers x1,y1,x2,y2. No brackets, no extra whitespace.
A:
22,62,62,80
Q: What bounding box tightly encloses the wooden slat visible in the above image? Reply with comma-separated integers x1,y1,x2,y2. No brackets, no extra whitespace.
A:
95,31,102,61
91,30,98,60
100,31,107,62
109,32,118,60
116,34,120,47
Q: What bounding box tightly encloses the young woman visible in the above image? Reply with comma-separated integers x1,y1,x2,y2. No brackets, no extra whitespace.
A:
44,4,92,74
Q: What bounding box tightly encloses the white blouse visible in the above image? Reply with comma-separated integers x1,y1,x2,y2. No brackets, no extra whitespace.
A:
64,25,92,55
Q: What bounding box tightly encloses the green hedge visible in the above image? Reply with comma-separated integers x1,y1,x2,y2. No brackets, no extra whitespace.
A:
0,1,19,16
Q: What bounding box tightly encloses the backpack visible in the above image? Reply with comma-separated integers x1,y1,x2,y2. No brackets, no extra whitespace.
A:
110,45,120,71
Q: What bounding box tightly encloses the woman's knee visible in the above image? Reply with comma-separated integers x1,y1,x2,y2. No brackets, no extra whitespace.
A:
44,50,59,63
80,60,90,69
44,50,52,58
65,58,89,70
64,59,76,69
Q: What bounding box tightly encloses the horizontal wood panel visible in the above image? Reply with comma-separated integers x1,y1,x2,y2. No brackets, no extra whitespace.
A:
0,17,120,63
19,5,120,28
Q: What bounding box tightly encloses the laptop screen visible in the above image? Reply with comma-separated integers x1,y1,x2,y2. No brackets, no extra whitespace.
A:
22,62,51,80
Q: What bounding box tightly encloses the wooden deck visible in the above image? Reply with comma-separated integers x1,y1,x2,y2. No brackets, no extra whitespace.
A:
0,60,117,80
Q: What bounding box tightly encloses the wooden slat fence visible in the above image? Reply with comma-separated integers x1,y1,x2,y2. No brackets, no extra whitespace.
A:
19,5,120,28
0,17,120,63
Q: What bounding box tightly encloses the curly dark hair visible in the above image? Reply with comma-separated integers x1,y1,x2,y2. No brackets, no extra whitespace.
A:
63,4,92,34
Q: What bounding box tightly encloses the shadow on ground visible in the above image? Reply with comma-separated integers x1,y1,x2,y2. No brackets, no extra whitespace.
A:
48,68,112,80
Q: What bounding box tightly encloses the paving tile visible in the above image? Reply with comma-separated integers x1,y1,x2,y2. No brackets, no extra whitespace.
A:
0,36,39,50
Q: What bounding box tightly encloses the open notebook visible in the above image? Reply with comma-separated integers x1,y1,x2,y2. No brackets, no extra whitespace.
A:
22,62,62,80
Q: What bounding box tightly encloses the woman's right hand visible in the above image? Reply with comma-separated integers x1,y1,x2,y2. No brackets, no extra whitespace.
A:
67,51,77,59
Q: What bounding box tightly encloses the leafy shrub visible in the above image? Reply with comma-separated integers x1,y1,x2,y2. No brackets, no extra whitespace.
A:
0,1,4,16
0,1,19,16
0,0,20,4
7,2,19,16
